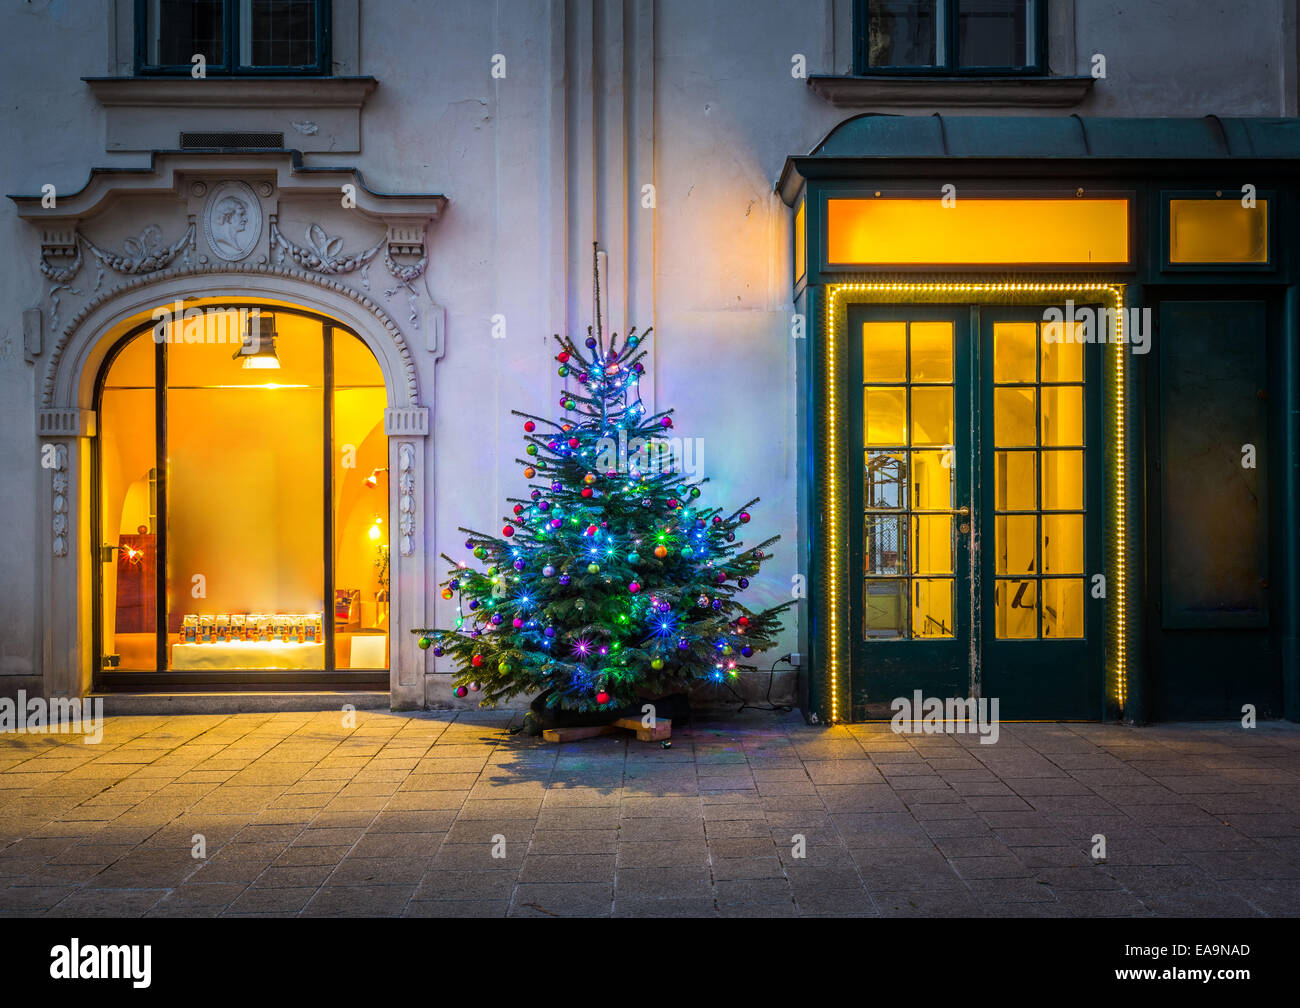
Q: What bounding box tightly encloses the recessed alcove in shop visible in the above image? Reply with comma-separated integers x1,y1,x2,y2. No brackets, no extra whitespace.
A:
94,301,391,690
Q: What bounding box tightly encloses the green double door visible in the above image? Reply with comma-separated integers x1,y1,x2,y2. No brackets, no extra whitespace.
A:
848,305,1104,720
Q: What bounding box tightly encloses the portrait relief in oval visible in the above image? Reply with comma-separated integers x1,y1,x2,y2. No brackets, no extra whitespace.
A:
204,181,262,262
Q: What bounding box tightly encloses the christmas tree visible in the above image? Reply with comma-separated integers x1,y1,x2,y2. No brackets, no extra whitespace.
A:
414,256,793,713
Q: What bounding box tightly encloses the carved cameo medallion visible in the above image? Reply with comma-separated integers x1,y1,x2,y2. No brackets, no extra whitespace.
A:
204,181,262,262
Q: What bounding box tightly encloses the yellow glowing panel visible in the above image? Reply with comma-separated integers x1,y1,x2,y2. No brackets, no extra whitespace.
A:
910,387,952,446
1042,449,1084,510
910,322,953,383
994,322,1038,383
1041,579,1084,639
995,579,1038,639
863,322,907,382
912,579,954,638
1041,515,1084,575
994,387,1037,447
794,199,807,281
911,450,953,510
864,387,907,445
911,516,952,575
1041,386,1084,447
996,515,1037,576
1041,325,1084,382
827,199,1130,266
994,451,1036,511
1169,199,1268,264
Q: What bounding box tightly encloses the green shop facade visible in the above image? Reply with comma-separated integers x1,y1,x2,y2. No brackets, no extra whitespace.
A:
781,114,1300,725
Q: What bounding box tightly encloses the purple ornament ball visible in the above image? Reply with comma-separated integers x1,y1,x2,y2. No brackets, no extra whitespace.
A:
513,559,526,572
559,574,571,586
738,577,749,589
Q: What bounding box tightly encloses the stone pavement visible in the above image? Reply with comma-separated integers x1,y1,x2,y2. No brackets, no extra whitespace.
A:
0,709,1297,917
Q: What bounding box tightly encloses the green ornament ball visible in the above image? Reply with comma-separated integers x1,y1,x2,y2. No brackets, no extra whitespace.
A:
526,444,538,456
498,661,511,674
564,398,576,410
558,365,569,377
474,546,487,559
681,546,694,558
587,562,600,575
627,552,640,565
689,487,701,499
722,645,732,656
418,636,432,650
651,658,664,670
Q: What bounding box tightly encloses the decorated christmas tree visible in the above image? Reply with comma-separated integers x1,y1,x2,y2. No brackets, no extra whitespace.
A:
414,253,793,714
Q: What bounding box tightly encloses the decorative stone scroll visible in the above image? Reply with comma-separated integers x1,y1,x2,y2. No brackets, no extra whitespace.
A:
398,442,416,557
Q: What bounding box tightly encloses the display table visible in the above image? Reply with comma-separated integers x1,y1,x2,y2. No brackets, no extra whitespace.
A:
171,641,325,670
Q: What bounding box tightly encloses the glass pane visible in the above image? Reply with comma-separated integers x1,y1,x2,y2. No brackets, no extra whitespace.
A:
334,329,390,670
865,451,907,508
866,0,940,67
994,322,1037,383
958,0,1029,68
1041,386,1084,447
911,516,953,575
995,579,1037,639
149,0,225,66
865,516,906,575
910,322,953,383
865,579,907,639
1042,450,1084,510
1041,579,1084,639
995,515,1037,576
1041,514,1084,575
912,579,954,638
911,450,953,510
1041,324,1084,382
865,387,908,446
1169,199,1269,265
100,337,157,673
994,387,1036,447
864,322,907,382
166,313,325,671
993,451,1036,511
910,387,952,446
244,0,319,68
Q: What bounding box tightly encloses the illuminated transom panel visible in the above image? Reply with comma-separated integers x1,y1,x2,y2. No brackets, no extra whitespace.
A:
862,320,955,640
992,320,1086,639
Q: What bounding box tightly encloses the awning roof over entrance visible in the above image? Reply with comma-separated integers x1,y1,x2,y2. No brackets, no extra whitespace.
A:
778,114,1300,204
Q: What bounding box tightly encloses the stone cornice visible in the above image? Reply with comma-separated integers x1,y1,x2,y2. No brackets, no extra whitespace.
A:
83,75,378,110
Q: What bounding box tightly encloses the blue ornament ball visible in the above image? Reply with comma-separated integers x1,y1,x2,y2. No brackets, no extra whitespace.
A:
738,577,749,589
545,626,556,638
513,559,525,572
490,614,502,625
433,646,444,657
449,579,459,590
741,646,753,658
559,574,571,586
678,638,690,650
712,599,723,610
543,564,556,577
585,336,597,348
468,599,479,610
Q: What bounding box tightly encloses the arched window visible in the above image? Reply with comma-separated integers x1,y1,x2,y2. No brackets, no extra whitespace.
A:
95,304,389,689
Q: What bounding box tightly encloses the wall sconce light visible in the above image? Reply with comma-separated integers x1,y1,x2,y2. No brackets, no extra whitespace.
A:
368,516,383,541
233,312,280,370
364,467,389,489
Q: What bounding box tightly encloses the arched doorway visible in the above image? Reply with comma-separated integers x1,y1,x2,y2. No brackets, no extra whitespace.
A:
93,302,391,690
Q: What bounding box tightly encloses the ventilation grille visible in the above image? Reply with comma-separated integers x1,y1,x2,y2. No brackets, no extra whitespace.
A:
180,131,284,150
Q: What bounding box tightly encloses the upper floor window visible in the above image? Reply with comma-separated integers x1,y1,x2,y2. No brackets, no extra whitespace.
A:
136,0,331,75
854,0,1044,74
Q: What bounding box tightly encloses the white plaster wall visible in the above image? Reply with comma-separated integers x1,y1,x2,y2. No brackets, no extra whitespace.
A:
0,0,1294,701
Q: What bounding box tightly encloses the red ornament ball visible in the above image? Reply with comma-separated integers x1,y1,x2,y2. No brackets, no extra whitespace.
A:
454,685,469,698
502,525,515,537
471,654,484,667
568,437,579,449
596,691,610,705
581,487,593,498
523,420,536,432
629,582,641,593
667,498,678,509
513,504,524,515
557,351,570,364
586,524,598,536
738,616,749,627
739,512,751,523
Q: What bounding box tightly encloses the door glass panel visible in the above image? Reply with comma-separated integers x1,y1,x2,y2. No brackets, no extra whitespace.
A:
911,387,953,446
911,516,953,575
909,322,953,383
865,387,908,445
1041,386,1084,446
865,579,907,638
866,451,907,508
862,318,958,642
994,321,1037,382
995,515,1037,575
1041,579,1084,638
995,579,1037,639
865,516,906,575
994,318,1087,641
994,387,1037,446
911,450,953,509
912,579,954,638
994,451,1036,511
1041,514,1084,575
1041,450,1084,510
864,322,907,382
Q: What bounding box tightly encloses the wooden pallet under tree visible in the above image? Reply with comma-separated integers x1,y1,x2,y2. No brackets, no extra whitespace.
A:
541,715,672,744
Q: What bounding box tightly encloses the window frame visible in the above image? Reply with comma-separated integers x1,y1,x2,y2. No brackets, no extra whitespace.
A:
134,0,332,77
852,0,1047,76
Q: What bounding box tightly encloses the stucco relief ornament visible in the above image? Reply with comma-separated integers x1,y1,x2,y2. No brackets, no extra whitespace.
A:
399,442,416,557
204,181,263,262
270,221,384,288
50,446,69,557
384,248,428,330
83,223,197,289
38,240,82,330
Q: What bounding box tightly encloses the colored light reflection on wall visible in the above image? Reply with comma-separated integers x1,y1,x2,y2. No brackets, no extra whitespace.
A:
826,198,1130,266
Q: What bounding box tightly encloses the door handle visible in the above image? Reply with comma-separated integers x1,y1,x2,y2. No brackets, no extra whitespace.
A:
954,505,970,516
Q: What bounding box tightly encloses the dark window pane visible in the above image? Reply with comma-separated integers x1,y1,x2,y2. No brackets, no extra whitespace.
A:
245,0,319,68
866,0,940,67
958,0,1029,67
149,0,226,66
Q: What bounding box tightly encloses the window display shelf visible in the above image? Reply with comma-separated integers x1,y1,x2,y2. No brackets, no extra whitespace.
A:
172,641,326,671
